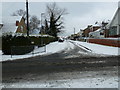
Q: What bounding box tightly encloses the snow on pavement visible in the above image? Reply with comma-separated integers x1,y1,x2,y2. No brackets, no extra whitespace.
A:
2,68,118,88
1,40,119,88
70,40,119,56
3,76,118,88
1,40,120,62
0,41,75,62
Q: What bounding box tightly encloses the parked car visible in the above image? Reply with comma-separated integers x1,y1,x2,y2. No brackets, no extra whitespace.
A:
58,37,64,42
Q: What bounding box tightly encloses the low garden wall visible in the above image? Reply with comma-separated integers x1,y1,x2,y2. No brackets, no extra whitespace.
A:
88,38,120,47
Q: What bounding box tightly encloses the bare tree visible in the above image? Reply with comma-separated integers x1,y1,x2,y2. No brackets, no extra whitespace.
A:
11,9,26,16
29,15,40,33
45,2,67,38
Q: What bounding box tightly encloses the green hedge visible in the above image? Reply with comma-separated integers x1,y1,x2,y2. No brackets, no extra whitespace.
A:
2,35,34,55
29,36,55,46
2,35,55,55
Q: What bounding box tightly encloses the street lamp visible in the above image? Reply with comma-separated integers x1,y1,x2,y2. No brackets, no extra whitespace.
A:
41,13,45,34
40,13,45,46
74,27,75,35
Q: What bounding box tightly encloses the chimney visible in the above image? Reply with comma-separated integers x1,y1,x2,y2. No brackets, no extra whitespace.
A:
16,21,19,26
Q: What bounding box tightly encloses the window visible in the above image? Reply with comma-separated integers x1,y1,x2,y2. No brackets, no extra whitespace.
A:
20,26,23,32
109,26,117,36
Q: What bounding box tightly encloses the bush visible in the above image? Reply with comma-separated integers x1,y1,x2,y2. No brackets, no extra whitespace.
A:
29,35,55,46
11,46,34,55
2,35,34,55
2,35,55,55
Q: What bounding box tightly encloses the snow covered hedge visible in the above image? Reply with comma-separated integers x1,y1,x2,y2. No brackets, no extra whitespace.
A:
30,35,55,46
2,35,34,55
2,35,55,55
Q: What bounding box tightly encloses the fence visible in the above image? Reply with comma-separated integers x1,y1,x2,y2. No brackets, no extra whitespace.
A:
10,45,46,58
88,38,120,47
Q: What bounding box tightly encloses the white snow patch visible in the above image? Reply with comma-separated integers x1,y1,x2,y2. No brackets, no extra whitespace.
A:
70,40,119,56
2,70,118,88
1,41,75,62
1,40,119,62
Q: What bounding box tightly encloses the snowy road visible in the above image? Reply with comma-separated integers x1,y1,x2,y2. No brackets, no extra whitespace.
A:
2,40,119,88
1,40,118,62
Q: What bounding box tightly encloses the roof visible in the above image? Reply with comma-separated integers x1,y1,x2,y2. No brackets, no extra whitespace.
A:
2,16,22,34
92,24,100,27
94,28,102,32
109,8,119,27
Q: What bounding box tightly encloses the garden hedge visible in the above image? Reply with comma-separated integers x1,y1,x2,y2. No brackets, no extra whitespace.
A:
2,35,55,55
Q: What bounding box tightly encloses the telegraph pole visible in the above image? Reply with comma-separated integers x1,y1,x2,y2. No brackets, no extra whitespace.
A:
26,0,29,36
40,13,45,46
74,27,75,35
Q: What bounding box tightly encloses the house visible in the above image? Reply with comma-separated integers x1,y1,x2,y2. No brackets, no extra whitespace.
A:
108,6,120,37
2,16,27,36
89,28,104,38
82,25,92,37
82,24,101,37
89,21,109,38
77,29,84,37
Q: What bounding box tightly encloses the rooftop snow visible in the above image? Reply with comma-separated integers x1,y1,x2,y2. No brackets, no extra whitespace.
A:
94,28,102,32
92,24,100,27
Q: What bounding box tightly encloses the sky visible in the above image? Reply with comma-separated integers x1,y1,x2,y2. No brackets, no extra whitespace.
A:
1,1,119,36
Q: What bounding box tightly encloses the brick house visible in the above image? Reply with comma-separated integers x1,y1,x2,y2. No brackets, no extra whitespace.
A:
82,24,101,37
2,16,27,36
89,21,109,38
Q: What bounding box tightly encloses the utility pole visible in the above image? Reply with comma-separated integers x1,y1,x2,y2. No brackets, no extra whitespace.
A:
41,13,45,34
118,2,120,36
40,13,45,46
26,0,29,36
74,27,75,35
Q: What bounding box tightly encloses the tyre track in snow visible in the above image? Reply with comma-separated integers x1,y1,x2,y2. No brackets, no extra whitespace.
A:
2,41,119,84
59,40,104,59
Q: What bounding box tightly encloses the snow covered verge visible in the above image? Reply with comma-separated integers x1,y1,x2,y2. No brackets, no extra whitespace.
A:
0,40,119,62
70,40,120,56
0,41,75,62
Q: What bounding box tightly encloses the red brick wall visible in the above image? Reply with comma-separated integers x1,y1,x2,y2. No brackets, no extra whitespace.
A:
88,39,120,47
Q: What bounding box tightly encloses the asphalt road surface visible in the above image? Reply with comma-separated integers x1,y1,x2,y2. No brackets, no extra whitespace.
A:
2,41,119,88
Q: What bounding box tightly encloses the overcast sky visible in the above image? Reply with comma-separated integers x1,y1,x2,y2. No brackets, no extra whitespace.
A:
1,1,118,36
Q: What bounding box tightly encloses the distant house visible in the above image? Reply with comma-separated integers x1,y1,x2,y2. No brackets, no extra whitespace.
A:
77,29,84,37
108,7,120,37
2,16,27,36
82,25,92,37
82,24,101,37
89,22,109,38
89,28,104,38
